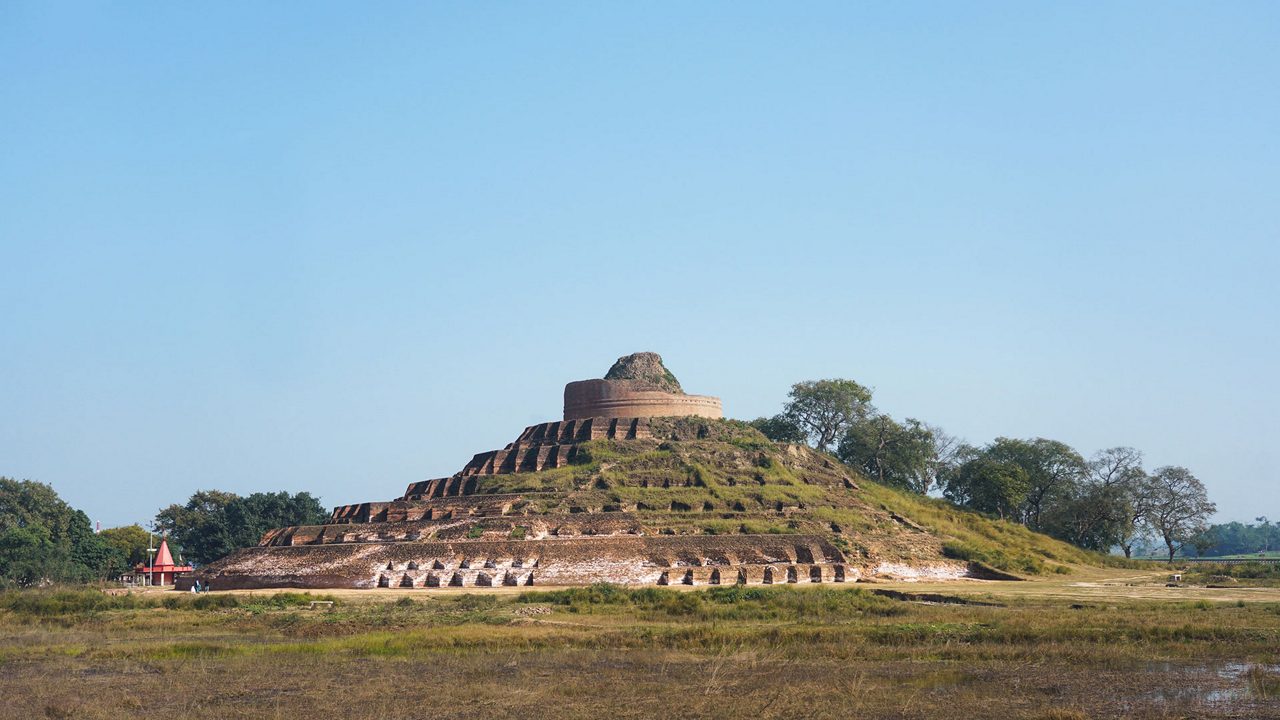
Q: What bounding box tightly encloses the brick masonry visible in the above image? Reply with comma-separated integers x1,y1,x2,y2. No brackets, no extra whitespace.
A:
186,357,968,590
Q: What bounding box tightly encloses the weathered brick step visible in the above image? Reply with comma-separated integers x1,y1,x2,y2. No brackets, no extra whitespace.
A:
375,562,862,589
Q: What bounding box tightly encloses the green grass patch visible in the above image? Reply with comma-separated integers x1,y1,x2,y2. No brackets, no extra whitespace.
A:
942,540,1046,575
516,583,904,621
856,479,1139,575
0,588,334,618
1182,562,1280,587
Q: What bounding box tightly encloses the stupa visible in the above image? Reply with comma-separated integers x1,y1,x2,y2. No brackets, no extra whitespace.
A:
189,353,966,589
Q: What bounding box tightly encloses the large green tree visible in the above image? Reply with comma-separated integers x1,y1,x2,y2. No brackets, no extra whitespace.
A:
1195,519,1280,557
983,438,1088,531
1044,447,1147,552
749,414,807,444
98,524,152,566
0,477,123,586
781,379,873,453
1144,466,1216,563
154,489,237,566
753,377,1218,558
1045,482,1131,551
942,457,1030,521
837,415,936,493
155,490,327,565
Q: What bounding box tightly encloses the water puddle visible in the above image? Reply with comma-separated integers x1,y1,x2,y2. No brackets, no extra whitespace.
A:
1139,661,1280,710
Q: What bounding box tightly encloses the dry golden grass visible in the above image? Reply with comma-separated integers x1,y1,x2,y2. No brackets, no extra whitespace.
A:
2,580,1278,720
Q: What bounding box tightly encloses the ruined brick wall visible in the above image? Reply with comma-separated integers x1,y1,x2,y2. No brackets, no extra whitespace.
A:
192,534,943,590
196,357,986,592
564,379,722,421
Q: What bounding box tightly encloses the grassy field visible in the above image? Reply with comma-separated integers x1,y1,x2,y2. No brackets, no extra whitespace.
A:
2,570,1279,720
1179,562,1280,588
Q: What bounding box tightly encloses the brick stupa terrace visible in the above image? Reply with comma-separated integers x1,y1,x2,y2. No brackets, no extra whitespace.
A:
187,353,967,590
564,351,722,421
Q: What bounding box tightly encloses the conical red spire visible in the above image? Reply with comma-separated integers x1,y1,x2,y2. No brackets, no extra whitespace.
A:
154,538,174,567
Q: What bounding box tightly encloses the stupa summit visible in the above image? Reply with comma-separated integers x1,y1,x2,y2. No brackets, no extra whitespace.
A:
191,353,966,589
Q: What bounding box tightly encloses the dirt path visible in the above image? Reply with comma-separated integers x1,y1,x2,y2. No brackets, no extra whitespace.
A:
871,567,1280,603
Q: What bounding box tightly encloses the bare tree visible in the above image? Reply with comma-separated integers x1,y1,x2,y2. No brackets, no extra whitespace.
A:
1115,513,1149,559
1089,447,1145,488
1144,466,1216,563
922,424,965,496
1085,447,1149,557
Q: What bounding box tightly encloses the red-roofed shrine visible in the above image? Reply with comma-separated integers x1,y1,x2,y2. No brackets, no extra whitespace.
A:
132,538,193,586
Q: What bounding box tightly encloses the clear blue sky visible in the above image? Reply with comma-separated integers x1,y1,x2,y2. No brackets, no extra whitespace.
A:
2,3,1276,528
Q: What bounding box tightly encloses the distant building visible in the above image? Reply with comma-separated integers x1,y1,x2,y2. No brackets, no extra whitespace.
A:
126,538,193,586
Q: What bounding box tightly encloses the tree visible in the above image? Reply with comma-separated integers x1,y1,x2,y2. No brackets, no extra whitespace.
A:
1187,519,1280,557
921,425,966,496
782,379,873,453
1098,448,1153,558
1113,482,1155,560
0,525,58,587
1045,482,1128,551
1144,466,1216,563
984,438,1087,531
156,490,327,566
224,491,328,550
1089,447,1145,489
837,415,936,493
1045,447,1147,552
749,414,807,444
942,457,1030,521
99,524,151,566
67,508,120,578
1115,511,1149,560
155,489,238,567
0,477,123,586
1205,522,1246,556
1190,530,1217,558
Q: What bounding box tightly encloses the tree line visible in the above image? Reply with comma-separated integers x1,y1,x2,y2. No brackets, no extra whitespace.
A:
0,377,1239,585
0,477,325,587
154,489,327,566
1190,518,1278,557
0,478,123,587
751,379,1218,561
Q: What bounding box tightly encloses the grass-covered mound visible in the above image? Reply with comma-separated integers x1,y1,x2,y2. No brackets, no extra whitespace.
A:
856,481,1141,575
448,417,1131,577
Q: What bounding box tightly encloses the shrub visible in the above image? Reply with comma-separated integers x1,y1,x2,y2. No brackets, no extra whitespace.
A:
192,593,240,610
0,588,245,616
259,592,332,608
0,588,144,615
454,594,498,612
